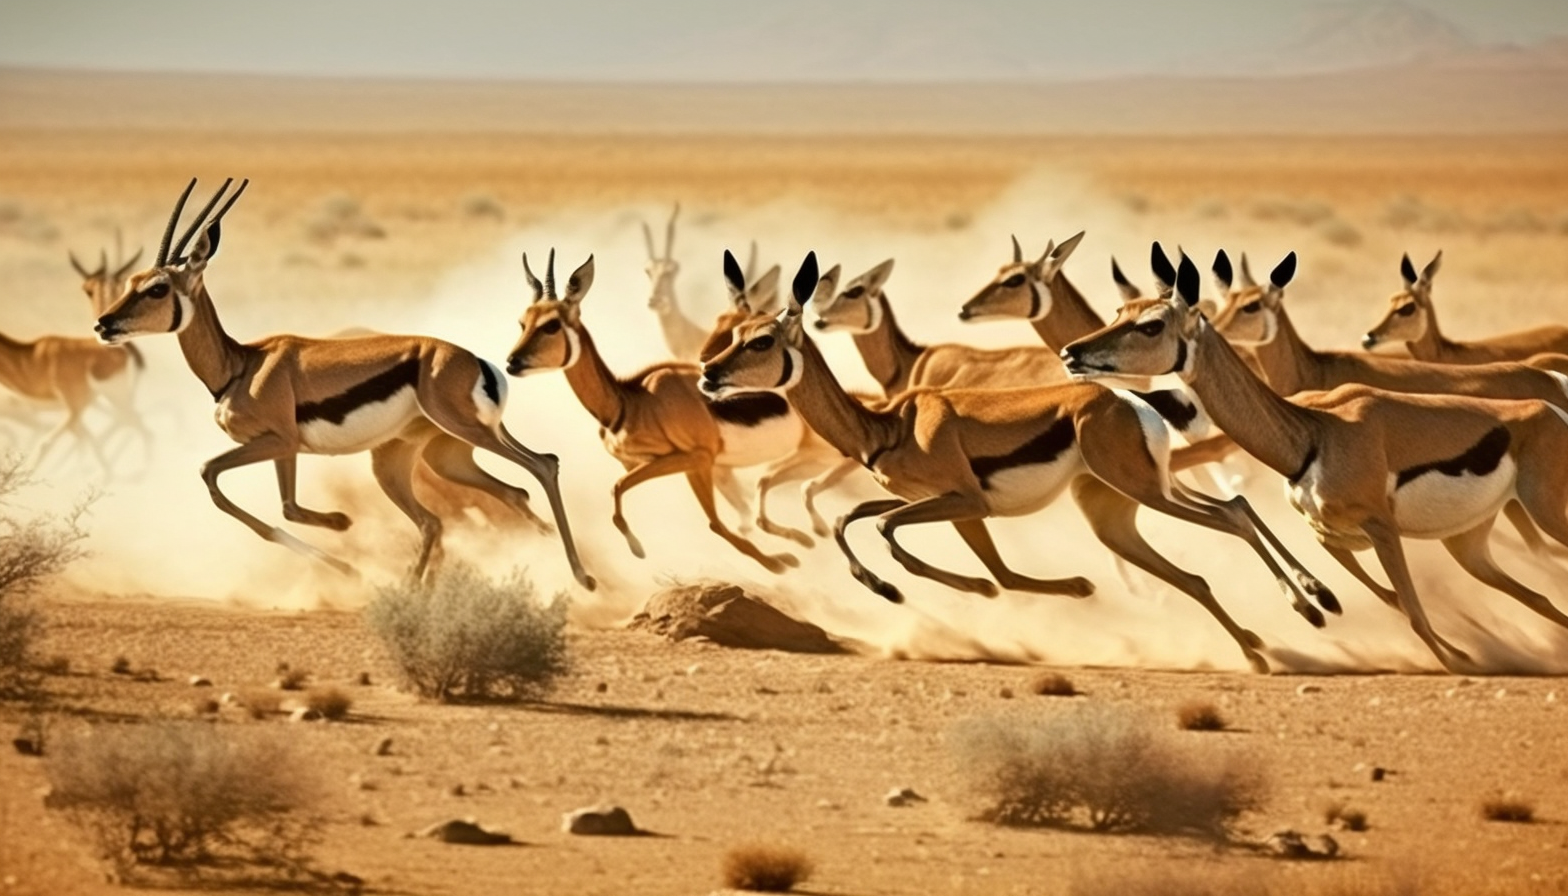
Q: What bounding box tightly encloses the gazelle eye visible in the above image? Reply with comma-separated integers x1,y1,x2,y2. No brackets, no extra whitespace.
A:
747,335,775,352
540,319,563,334
1396,304,1416,317
842,286,865,300
1002,274,1026,288
1241,301,1260,314
1135,320,1165,337
145,282,170,299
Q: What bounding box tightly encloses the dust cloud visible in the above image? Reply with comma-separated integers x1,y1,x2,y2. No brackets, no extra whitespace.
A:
34,170,1568,675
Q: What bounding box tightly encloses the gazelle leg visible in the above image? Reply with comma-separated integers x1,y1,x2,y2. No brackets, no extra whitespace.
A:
951,517,1095,597
685,462,801,574
712,467,753,532
1180,486,1342,617
370,438,444,581
1321,545,1399,608
1444,516,1568,631
834,498,907,603
804,457,861,538
864,493,1001,597
1363,515,1473,671
753,453,828,548
1071,477,1268,674
419,434,552,534
200,435,353,575
609,452,709,558
275,456,352,530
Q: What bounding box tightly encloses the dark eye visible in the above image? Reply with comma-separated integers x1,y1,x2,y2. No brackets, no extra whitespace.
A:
540,319,563,334
1241,301,1260,314
145,282,170,299
746,335,775,352
842,286,865,300
1135,320,1165,337
1396,304,1416,317
1002,274,1026,288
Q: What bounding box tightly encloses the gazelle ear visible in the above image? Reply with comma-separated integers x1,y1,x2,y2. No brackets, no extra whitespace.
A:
1111,257,1141,302
741,264,782,314
1421,250,1442,284
1150,242,1177,293
791,251,819,310
723,249,746,298
1270,252,1298,289
184,221,220,272
564,255,595,304
1212,250,1234,291
1400,253,1418,287
1175,252,1201,308
1196,298,1218,319
813,263,841,304
1045,230,1085,275
863,258,895,294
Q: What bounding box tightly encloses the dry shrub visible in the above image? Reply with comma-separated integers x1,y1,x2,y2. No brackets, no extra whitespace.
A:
1028,671,1077,697
0,456,87,696
461,194,505,220
45,722,322,876
954,703,1265,838
241,688,282,720
305,686,352,721
722,844,813,892
1318,217,1362,248
276,667,310,691
304,194,385,244
1176,700,1228,731
1323,800,1369,832
1480,793,1534,823
365,563,569,702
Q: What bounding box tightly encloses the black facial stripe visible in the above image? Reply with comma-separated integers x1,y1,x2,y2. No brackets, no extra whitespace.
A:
1027,282,1042,319
1287,446,1318,485
1167,338,1188,375
774,349,795,389
296,358,420,425
168,291,183,332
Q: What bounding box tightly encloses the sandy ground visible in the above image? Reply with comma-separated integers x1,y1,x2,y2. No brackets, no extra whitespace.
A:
2,109,1568,894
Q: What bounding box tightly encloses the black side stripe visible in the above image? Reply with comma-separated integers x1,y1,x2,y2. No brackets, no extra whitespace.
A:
1395,426,1511,488
1129,389,1198,432
296,359,420,425
1286,446,1317,485
970,418,1076,488
478,360,501,406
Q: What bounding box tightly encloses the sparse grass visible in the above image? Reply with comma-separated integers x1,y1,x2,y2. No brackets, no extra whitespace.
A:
722,843,813,893
364,563,569,702
0,456,86,697
1027,671,1077,697
1176,700,1228,731
45,722,322,877
304,194,386,244
954,703,1265,838
305,686,352,721
1480,793,1535,823
461,193,505,220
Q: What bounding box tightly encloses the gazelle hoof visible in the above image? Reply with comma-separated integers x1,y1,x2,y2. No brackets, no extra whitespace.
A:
1062,577,1095,598
625,537,646,559
1311,584,1342,616
580,574,598,591
1241,628,1265,650
873,580,904,603
1245,651,1272,674
1297,602,1327,629
761,553,800,573
324,512,352,531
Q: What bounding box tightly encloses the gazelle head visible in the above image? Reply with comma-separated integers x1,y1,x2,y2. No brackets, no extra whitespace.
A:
95,178,247,345
1209,250,1285,345
70,235,144,319
810,258,891,333
642,204,681,314
506,250,596,376
1061,243,1297,381
699,250,819,400
1362,250,1442,350
696,259,782,362
958,231,1084,322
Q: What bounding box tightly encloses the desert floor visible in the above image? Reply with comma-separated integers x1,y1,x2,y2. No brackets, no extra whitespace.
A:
2,126,1568,895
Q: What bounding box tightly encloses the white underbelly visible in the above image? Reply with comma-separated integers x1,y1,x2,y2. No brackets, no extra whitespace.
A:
1390,458,1517,539
298,387,422,455
716,412,803,468
982,446,1083,516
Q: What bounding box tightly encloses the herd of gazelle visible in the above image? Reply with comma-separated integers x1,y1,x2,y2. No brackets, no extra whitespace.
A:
6,178,1557,673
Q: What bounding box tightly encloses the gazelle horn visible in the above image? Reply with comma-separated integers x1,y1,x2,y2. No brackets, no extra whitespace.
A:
157,178,198,266
169,178,233,263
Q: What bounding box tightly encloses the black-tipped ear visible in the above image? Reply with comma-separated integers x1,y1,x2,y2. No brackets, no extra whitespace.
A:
1175,254,1201,307
1212,250,1233,289
1400,253,1418,286
1150,242,1176,290
1270,252,1297,289
1111,257,1130,287
792,252,819,307
200,220,223,261
723,249,745,295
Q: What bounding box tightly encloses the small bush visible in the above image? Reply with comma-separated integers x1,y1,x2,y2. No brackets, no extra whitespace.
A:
276,667,310,691
1027,671,1077,697
722,843,813,892
46,722,322,874
240,688,282,720
1480,793,1534,823
461,194,506,220
364,563,569,702
305,686,352,721
0,456,86,696
1176,700,1227,731
1323,800,1369,832
954,703,1265,838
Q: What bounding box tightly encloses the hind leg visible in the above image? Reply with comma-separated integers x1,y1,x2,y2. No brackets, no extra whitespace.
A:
685,463,800,574
804,457,861,538
753,452,830,548
370,438,444,580
834,499,907,603
950,517,1094,597
275,456,352,531
419,434,552,534
1443,516,1568,631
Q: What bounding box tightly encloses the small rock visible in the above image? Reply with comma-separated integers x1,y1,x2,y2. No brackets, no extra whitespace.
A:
289,707,323,723
447,783,466,797
885,786,927,807
595,681,608,693
110,657,131,675
12,738,41,756
220,691,237,705
686,663,702,676
192,698,220,715
373,736,394,756
330,870,365,892
189,675,213,687
1547,691,1557,703
998,687,1014,699
1494,688,1508,700
816,799,841,810
354,672,372,686
1265,829,1339,860
1295,683,1323,696
562,804,639,836
413,819,512,845
1370,767,1387,782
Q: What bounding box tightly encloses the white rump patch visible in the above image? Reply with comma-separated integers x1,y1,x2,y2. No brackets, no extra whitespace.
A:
473,359,508,426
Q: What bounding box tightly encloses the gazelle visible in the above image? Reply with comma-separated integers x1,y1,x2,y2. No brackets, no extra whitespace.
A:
1062,246,1568,672
506,249,826,570
1362,251,1568,362
66,241,154,460
810,257,1067,396
642,203,778,361
703,250,1341,674
94,178,593,588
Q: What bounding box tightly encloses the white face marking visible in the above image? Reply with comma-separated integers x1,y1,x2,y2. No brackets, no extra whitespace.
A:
298,387,420,455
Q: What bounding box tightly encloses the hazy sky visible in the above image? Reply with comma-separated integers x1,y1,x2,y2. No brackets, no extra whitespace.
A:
1,0,1564,81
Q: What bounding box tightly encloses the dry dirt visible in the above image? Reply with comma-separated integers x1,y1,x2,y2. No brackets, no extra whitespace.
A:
2,83,1568,895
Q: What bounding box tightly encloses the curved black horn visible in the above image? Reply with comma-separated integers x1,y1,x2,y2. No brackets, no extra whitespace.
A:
521,252,543,301
545,248,557,299
68,251,91,279
169,177,233,263
157,178,198,266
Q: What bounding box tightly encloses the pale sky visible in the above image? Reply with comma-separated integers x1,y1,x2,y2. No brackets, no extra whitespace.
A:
0,0,1563,81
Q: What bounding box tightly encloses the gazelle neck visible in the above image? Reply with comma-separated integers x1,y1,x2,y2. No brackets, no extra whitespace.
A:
793,334,902,466
561,325,629,430
1405,300,1454,362
1186,317,1321,480
653,298,709,361
178,283,251,400
1030,271,1106,351
851,292,925,395
1248,308,1326,396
